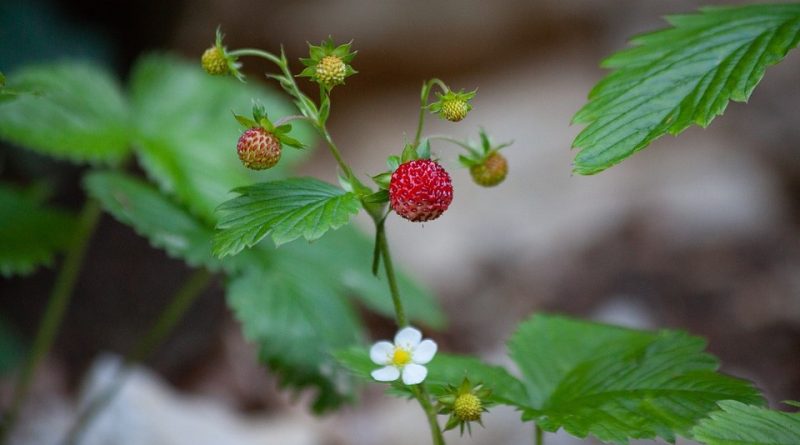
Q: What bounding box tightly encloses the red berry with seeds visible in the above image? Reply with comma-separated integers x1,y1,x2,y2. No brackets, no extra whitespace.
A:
389,159,454,222
237,127,281,170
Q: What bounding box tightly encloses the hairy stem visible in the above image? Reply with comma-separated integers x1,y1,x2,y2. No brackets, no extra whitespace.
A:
413,385,446,445
535,424,544,445
0,199,103,441
62,268,213,445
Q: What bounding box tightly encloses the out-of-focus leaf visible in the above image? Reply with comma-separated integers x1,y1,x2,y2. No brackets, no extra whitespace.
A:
226,255,363,413
129,54,315,222
693,400,800,445
0,63,130,164
84,171,228,272
0,183,76,277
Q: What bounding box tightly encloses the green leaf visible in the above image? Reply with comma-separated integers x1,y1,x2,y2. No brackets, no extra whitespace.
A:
226,256,363,413
0,183,76,277
572,4,800,175
129,55,315,222
508,314,763,444
213,177,361,257
693,401,800,445
0,63,130,164
84,171,227,272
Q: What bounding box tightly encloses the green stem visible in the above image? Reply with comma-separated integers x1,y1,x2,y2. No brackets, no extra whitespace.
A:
228,48,282,65
376,224,407,327
426,135,476,152
535,424,544,445
231,47,357,183
413,78,450,147
0,199,103,441
413,385,445,445
62,268,213,445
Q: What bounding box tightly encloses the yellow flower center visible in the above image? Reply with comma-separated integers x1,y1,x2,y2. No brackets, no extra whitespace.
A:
454,393,482,421
391,347,412,366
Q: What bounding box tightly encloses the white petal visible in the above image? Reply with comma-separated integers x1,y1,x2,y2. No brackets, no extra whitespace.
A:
412,339,437,364
369,341,395,365
401,363,428,385
394,326,422,349
371,365,400,382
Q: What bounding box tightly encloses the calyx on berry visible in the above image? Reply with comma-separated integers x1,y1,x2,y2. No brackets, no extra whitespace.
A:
201,27,244,81
458,128,512,187
429,89,477,122
437,378,493,436
299,37,358,90
233,103,306,170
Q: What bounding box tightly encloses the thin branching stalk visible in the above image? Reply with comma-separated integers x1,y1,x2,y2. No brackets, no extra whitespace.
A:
535,424,544,445
0,199,103,442
62,268,213,445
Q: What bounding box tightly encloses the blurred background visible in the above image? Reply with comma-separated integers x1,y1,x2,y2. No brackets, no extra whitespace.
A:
1,0,799,443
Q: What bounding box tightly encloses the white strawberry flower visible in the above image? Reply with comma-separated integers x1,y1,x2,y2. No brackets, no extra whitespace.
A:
370,326,437,385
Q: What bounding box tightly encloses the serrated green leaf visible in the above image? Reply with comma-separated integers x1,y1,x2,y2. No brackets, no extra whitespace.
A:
214,177,361,257
129,55,315,222
0,63,130,164
693,400,800,445
84,171,227,272
0,183,76,277
226,256,363,413
508,314,763,444
572,4,800,175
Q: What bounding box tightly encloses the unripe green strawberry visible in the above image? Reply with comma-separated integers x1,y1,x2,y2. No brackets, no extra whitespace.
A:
201,47,228,75
389,159,453,222
237,127,281,170
440,98,469,122
315,55,347,88
454,393,483,422
470,152,508,187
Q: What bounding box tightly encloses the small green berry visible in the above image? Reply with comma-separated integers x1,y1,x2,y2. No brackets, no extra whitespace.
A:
201,47,228,75
440,98,470,122
454,393,483,422
315,55,347,88
470,152,508,187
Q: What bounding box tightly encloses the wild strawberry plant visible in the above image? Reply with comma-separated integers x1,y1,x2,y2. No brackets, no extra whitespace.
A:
1,3,799,445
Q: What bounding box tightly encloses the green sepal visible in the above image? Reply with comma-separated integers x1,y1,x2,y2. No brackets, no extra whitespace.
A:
0,72,5,87
319,95,331,124
277,133,305,149
386,155,401,171
363,189,389,204
371,172,392,189
299,36,358,87
234,113,258,129
428,88,477,113
401,143,418,163
458,154,480,168
416,139,431,159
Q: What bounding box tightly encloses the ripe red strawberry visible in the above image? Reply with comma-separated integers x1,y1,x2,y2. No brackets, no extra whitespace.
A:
389,159,453,222
237,127,281,170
